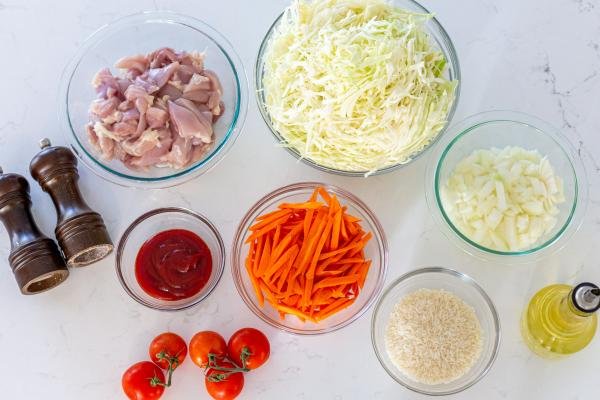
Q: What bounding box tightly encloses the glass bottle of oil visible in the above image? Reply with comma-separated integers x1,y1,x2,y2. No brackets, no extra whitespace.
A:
521,282,600,358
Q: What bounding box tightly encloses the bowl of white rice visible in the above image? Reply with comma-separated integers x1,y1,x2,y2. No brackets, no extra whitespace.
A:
371,267,500,396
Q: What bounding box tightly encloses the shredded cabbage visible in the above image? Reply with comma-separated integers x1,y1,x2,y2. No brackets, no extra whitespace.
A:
261,0,457,174
441,147,566,252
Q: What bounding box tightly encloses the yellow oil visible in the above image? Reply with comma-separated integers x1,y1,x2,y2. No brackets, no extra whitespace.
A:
521,284,597,358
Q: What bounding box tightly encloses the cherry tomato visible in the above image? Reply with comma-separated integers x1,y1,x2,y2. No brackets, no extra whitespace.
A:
122,361,165,400
149,332,188,370
227,328,270,370
205,361,245,400
189,331,227,368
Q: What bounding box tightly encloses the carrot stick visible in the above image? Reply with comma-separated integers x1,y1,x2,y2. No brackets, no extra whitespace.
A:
358,260,371,288
279,201,323,210
269,265,285,284
317,186,331,203
257,235,272,277
340,215,349,242
275,304,315,323
264,244,299,280
318,239,363,261
315,269,344,277
272,224,281,249
307,216,334,279
246,214,291,243
250,209,292,230
315,298,355,321
272,222,303,261
330,209,342,249
252,235,265,276
277,253,297,292
313,275,360,291
246,258,264,306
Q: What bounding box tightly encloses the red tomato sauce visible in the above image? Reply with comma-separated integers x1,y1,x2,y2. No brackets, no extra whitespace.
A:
135,229,212,301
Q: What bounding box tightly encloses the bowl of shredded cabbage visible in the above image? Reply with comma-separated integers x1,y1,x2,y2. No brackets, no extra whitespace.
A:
426,111,588,261
256,0,460,176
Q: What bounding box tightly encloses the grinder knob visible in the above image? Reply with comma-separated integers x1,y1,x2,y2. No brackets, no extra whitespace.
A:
0,167,68,294
30,139,113,267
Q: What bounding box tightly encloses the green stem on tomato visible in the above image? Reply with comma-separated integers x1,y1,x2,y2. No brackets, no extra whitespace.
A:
205,347,253,383
151,351,181,387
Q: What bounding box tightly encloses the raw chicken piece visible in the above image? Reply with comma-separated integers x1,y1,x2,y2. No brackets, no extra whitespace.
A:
90,97,120,119
113,121,138,138
175,64,199,84
182,74,212,102
177,98,214,127
116,78,131,95
157,83,183,100
133,76,160,94
115,54,149,74
204,70,223,95
146,107,169,129
149,47,178,68
125,84,154,104
121,129,162,157
87,124,99,149
122,107,140,122
98,135,115,160
204,70,223,114
128,129,174,168
92,68,120,98
188,51,205,72
114,144,133,163
208,92,221,112
161,132,192,169
190,143,210,164
168,99,213,143
147,62,179,89
133,114,147,139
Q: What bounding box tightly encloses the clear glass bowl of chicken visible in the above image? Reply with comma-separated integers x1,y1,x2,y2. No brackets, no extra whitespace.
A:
59,11,248,188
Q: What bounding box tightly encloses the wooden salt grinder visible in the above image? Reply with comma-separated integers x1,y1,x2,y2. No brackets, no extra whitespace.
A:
0,168,68,294
30,139,113,267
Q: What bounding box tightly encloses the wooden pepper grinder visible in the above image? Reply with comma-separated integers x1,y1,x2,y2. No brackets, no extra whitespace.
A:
30,139,113,267
0,167,69,294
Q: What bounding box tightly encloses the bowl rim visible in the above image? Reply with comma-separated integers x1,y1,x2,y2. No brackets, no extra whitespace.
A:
231,181,389,335
425,110,589,263
254,0,461,177
370,266,501,396
115,207,226,311
58,11,249,189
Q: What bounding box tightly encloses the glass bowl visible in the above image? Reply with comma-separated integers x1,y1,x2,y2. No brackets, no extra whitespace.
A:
425,111,588,263
116,207,225,311
232,182,388,334
255,0,460,176
59,11,248,189
371,267,500,396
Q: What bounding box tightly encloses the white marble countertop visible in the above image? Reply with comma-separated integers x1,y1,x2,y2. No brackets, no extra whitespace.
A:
1,0,599,399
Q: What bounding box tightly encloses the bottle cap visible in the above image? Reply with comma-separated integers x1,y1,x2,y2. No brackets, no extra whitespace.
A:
571,282,600,314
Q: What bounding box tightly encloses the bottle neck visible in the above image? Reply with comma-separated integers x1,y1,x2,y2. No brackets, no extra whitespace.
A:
559,291,593,321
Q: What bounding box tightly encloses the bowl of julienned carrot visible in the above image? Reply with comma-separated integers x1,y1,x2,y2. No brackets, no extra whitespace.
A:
232,182,388,335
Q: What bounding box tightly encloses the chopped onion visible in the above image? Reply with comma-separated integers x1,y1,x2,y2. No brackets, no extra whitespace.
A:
441,146,566,252
262,0,457,174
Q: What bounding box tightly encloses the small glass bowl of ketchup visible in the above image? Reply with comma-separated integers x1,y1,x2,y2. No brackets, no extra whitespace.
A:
116,207,225,311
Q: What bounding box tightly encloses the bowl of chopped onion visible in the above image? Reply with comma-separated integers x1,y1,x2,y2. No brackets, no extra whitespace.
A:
255,0,460,176
59,11,248,189
426,111,587,261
